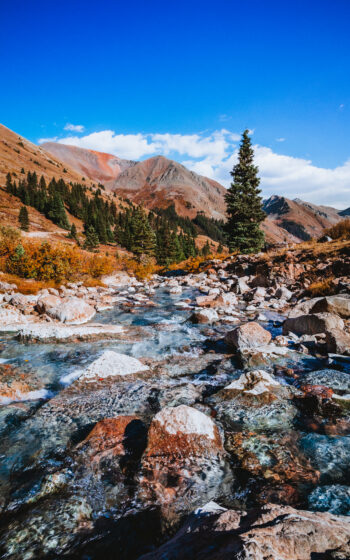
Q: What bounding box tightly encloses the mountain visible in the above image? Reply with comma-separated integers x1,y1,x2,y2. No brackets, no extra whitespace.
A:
0,124,96,188
263,195,342,242
339,207,350,217
41,142,135,185
42,143,227,221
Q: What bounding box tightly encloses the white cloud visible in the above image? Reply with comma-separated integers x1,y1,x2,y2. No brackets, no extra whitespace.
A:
38,136,58,143
38,128,350,209
276,137,285,142
64,123,85,132
339,104,345,111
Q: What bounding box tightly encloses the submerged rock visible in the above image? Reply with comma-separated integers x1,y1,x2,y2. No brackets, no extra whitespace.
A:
308,484,350,516
300,433,350,484
207,370,298,432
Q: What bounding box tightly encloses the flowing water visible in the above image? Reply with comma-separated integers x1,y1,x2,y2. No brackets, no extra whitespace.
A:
0,285,349,557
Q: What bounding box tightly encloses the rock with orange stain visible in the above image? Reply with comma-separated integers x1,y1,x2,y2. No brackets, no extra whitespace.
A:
0,363,48,405
138,405,232,526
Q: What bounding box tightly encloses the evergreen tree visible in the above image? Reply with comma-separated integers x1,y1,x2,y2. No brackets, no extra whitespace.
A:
19,206,29,231
201,239,211,257
217,243,224,254
225,129,265,253
69,223,78,241
47,192,70,230
84,225,99,251
130,206,156,259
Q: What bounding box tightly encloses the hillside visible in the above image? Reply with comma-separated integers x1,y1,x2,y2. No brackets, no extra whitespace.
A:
42,144,227,221
263,195,342,242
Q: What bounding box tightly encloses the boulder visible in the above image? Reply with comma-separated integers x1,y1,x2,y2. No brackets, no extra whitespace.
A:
225,321,272,350
0,306,31,332
288,297,322,318
283,313,344,336
74,350,149,383
139,503,350,560
138,405,231,524
326,328,350,355
311,295,350,318
36,294,62,314
275,286,293,301
302,369,350,393
45,296,96,324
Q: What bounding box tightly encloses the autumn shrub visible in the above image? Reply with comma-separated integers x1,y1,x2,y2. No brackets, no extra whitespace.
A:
4,239,115,284
323,218,350,240
121,257,159,280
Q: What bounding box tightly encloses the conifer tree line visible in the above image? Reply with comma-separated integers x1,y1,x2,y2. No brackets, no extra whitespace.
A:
5,171,217,264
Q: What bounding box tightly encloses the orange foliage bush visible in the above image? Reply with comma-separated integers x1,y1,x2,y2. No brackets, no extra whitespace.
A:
3,238,115,284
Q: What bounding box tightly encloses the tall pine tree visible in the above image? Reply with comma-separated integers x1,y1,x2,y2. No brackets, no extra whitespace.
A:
225,130,265,253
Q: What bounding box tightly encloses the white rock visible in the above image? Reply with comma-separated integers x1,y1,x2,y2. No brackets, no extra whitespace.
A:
77,350,149,382
18,323,124,342
0,307,32,332
46,297,96,325
155,405,216,439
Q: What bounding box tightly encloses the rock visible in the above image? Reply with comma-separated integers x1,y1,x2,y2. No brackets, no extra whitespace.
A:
195,295,217,307
36,294,61,314
302,369,350,393
326,328,350,355
45,296,96,324
207,370,297,432
74,350,149,383
311,295,350,318
0,306,32,332
234,276,250,294
308,484,350,515
238,343,290,368
138,405,231,525
225,321,272,350
275,286,293,301
189,308,219,324
288,297,322,318
283,312,344,336
215,292,238,307
0,363,48,405
300,433,350,483
18,323,125,343
139,503,350,560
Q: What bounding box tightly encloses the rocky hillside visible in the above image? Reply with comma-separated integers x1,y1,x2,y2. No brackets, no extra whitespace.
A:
42,142,227,221
263,195,343,242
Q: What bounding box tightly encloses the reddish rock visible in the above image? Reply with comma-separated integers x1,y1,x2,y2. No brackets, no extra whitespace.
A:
138,405,231,525
300,384,334,399
225,321,272,350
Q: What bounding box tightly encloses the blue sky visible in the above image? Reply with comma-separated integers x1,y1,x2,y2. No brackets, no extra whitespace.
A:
1,0,349,207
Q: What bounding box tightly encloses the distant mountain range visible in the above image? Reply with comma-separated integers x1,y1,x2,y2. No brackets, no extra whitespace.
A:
1,123,349,245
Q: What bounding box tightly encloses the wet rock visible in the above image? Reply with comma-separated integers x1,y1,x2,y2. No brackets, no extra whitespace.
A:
139,503,350,560
0,363,48,405
207,370,298,432
18,323,125,343
311,295,350,319
238,343,290,368
326,328,350,355
308,484,350,515
138,405,231,527
224,321,272,351
300,433,350,483
302,369,350,393
283,312,344,336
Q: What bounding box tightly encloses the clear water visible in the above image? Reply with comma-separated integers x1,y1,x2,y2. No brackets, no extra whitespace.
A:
0,285,349,519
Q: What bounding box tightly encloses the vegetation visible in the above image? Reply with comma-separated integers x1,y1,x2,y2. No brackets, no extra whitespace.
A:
18,206,29,231
323,218,350,240
225,129,265,253
5,170,225,268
